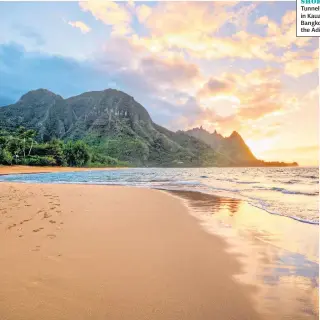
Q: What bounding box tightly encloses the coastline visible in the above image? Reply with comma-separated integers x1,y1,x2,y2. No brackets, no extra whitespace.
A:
0,165,125,176
0,182,261,320
166,190,319,319
0,179,318,319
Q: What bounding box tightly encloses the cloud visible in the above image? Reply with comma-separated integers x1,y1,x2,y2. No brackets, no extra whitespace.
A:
198,78,235,98
256,10,311,49
13,24,45,46
0,43,113,102
79,0,132,35
195,67,287,122
238,102,282,120
136,4,152,23
98,36,202,93
140,2,236,37
139,56,201,89
130,2,277,62
130,3,317,72
282,49,319,77
304,86,319,101
68,21,91,34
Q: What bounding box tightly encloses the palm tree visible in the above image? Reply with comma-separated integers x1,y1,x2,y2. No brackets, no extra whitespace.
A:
16,127,36,158
26,130,36,156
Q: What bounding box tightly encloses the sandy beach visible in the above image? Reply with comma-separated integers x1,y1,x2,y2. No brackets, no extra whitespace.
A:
0,182,261,320
0,165,122,176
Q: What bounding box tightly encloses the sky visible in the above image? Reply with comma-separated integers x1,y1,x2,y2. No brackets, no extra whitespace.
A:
0,1,318,165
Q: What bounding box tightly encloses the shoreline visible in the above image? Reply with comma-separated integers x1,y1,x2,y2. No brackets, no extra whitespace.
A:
1,171,317,227
0,165,126,176
0,182,262,320
0,182,318,319
166,189,319,319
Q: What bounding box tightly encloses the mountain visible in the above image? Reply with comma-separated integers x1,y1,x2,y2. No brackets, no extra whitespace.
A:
184,126,298,167
184,126,257,165
0,88,298,167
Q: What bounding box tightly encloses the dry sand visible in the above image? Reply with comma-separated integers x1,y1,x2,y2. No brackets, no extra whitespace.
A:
0,165,122,176
0,182,261,320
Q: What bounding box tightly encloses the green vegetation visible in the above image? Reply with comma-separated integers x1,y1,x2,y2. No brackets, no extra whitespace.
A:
0,88,298,167
0,127,127,167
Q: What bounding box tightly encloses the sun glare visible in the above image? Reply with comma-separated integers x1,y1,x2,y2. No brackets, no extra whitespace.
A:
246,138,276,159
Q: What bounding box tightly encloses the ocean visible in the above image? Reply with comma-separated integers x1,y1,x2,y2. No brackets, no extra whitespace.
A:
1,166,318,224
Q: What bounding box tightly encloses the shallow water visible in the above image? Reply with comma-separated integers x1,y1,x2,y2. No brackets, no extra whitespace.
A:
1,166,318,224
168,190,319,319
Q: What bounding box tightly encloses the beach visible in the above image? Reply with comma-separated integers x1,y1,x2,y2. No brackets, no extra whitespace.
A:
0,182,261,320
0,165,121,176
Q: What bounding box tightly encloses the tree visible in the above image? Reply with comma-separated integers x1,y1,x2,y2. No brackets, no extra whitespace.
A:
63,140,91,167
16,127,36,158
48,139,66,166
0,149,13,165
26,129,37,156
6,137,23,163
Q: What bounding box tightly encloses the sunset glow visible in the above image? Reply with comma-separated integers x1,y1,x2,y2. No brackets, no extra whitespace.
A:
0,1,318,165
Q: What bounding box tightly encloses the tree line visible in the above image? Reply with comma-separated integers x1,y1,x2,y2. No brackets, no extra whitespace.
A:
0,127,126,167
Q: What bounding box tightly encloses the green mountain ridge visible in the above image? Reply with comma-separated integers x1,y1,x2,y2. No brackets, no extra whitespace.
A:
0,88,298,167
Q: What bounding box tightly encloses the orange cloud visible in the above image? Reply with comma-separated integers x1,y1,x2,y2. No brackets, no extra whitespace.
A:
196,67,287,122
130,2,278,61
80,1,132,35
129,4,317,74
282,49,319,77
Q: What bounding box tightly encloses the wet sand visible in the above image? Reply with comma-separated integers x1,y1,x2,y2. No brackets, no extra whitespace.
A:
167,190,319,319
0,165,123,176
0,182,261,320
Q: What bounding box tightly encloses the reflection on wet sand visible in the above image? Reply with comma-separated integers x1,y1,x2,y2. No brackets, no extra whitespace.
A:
167,190,319,320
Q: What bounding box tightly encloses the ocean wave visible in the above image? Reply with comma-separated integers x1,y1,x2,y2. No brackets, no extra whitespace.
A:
248,201,319,225
0,167,318,226
302,175,318,179
216,178,237,183
235,181,257,184
271,187,318,196
160,185,319,225
273,179,301,184
168,180,203,186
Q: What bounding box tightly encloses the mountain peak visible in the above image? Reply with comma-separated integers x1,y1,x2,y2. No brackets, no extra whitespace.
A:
229,131,244,141
18,89,62,104
230,130,240,138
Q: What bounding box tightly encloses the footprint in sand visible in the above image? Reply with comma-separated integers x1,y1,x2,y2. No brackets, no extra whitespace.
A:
49,220,56,224
32,245,41,252
19,218,32,225
8,223,16,230
33,227,44,233
47,234,56,239
43,212,52,219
